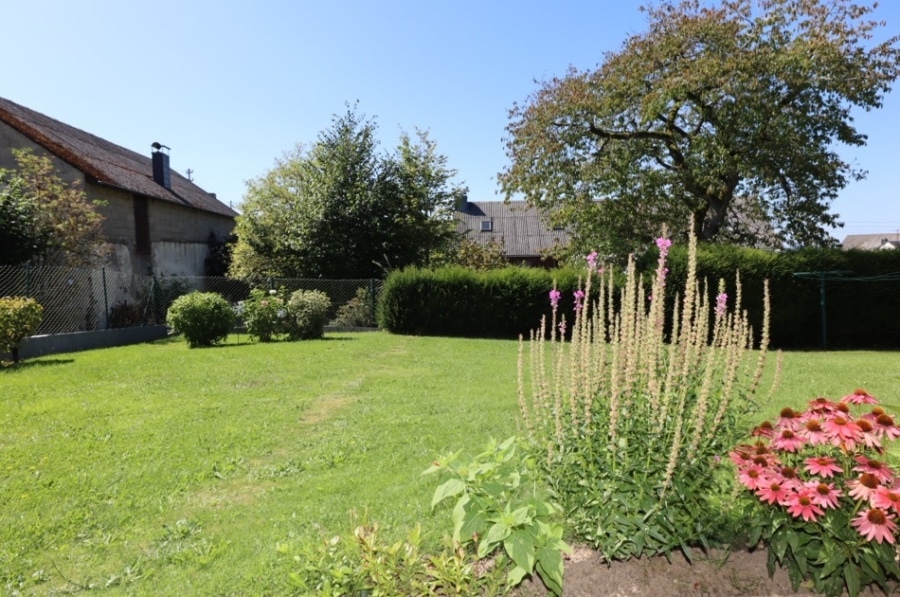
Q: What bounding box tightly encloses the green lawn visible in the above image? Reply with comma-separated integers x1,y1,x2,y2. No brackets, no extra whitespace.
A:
2,332,899,595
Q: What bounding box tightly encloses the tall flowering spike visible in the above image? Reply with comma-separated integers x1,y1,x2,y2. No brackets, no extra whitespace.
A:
715,293,728,318
573,289,585,312
586,251,598,272
549,289,561,309
655,237,672,256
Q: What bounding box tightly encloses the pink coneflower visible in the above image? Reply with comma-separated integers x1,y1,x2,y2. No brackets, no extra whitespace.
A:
777,407,803,431
871,486,900,514
778,466,803,490
807,397,839,414
872,413,900,441
751,421,775,439
728,446,754,468
854,419,883,449
822,414,861,445
800,419,830,446
848,473,882,502
756,479,792,506
772,428,806,452
787,488,824,522
853,456,895,484
842,388,878,405
805,481,842,509
804,456,843,479
738,465,769,491
851,508,897,544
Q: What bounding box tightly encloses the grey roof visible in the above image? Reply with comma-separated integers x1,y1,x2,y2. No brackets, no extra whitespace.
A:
841,233,900,250
0,96,237,218
455,201,569,257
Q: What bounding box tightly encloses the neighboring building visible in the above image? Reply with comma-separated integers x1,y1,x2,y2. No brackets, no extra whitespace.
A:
455,200,568,266
0,96,237,276
841,234,900,251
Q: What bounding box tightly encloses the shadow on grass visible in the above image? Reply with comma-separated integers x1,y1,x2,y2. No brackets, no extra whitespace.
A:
1,358,75,372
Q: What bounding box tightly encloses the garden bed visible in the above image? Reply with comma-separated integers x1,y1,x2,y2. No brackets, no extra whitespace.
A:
518,546,888,596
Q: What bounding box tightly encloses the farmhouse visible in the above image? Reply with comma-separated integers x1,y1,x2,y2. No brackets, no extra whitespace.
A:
0,96,236,276
842,233,900,251
455,200,568,267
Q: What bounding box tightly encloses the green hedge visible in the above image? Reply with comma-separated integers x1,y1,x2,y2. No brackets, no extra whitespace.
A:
377,266,584,338
379,248,900,349
659,245,900,349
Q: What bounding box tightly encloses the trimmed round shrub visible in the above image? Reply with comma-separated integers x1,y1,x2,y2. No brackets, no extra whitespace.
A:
166,291,234,347
285,290,331,340
0,296,43,363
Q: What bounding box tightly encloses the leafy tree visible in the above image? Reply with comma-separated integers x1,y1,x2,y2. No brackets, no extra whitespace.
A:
0,174,48,266
0,148,107,266
500,0,900,257
230,108,466,279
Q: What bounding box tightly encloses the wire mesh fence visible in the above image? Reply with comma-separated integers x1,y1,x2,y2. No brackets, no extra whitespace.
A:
0,264,382,336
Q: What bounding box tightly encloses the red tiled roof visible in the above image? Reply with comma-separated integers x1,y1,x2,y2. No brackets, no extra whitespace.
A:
0,96,237,218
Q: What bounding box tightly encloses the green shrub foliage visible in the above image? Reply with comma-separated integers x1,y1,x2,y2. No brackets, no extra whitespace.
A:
331,286,376,328
0,296,43,363
286,289,331,340
378,266,583,338
166,291,234,348
241,288,288,342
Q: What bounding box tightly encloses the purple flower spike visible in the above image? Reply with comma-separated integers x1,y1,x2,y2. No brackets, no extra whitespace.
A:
549,289,561,309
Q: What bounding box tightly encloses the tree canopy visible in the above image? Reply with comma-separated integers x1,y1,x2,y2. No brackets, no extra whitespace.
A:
230,108,466,280
0,148,107,267
499,0,900,257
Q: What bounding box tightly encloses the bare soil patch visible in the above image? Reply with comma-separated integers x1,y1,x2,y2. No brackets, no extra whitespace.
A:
515,546,892,596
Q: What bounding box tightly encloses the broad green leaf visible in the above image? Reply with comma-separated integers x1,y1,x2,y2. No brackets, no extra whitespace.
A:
504,529,536,573
535,547,564,596
478,522,512,559
431,478,465,509
507,565,528,587
846,562,860,597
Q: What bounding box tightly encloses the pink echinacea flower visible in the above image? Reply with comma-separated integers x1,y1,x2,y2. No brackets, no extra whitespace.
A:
841,388,878,405
805,481,842,509
852,508,897,544
787,488,824,522
772,428,806,452
756,479,791,506
872,486,900,514
803,456,842,478
853,456,894,484
848,473,882,502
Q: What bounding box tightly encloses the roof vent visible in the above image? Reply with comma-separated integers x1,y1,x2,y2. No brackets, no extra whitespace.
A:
151,142,171,190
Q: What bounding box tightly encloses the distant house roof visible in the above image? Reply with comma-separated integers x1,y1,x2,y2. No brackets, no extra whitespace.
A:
455,201,568,258
0,96,236,218
841,233,900,251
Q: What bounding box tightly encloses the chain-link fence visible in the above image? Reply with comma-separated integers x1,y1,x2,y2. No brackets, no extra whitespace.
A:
0,264,382,336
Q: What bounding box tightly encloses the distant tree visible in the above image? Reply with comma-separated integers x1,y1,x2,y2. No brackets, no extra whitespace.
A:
500,0,900,257
434,236,510,270
230,108,466,279
0,148,107,266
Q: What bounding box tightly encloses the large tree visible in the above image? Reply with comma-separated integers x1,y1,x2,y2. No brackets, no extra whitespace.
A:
230,108,466,279
0,148,106,267
500,0,900,256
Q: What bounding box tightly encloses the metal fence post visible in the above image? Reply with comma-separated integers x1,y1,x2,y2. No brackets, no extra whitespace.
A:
25,262,31,296
102,268,110,330
369,278,376,326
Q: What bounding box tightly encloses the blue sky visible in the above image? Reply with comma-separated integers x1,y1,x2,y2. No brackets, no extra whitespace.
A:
3,0,899,241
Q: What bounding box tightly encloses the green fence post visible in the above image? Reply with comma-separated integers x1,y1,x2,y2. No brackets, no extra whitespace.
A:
25,262,31,296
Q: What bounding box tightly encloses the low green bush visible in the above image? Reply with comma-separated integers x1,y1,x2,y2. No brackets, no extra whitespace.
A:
166,291,234,348
0,296,43,363
240,288,287,342
286,289,331,340
331,286,376,327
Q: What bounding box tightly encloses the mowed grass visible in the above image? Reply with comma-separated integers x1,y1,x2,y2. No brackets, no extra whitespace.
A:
2,332,899,595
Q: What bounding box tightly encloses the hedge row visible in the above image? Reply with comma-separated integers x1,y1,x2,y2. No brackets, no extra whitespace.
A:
379,247,900,349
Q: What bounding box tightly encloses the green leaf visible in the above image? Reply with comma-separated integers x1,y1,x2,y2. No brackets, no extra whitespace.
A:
478,522,512,559
504,529,536,573
845,562,860,597
535,547,564,596
506,565,528,588
819,549,845,579
431,478,465,509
